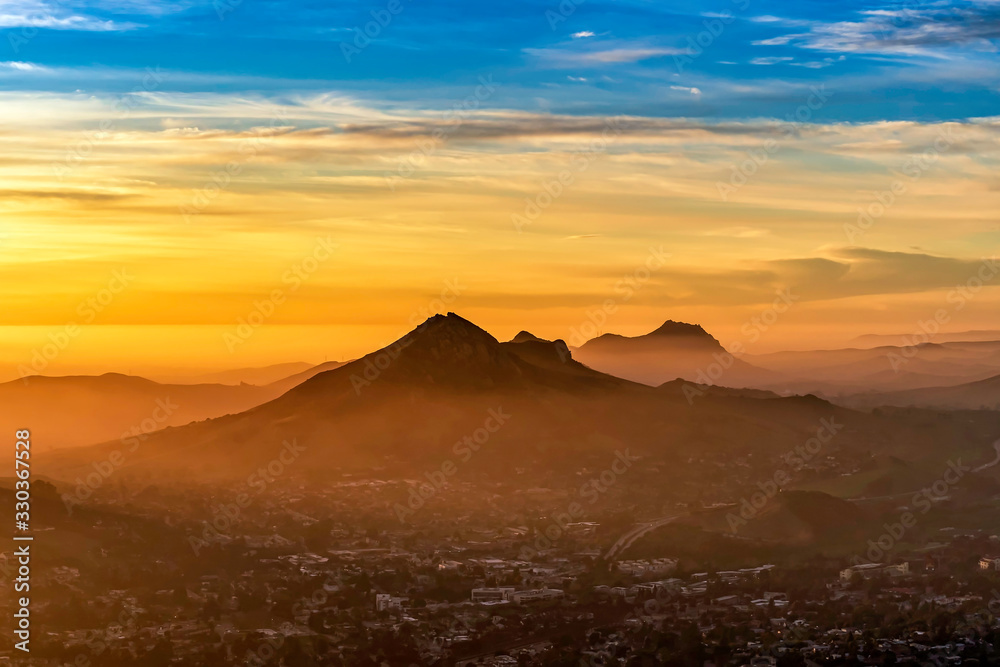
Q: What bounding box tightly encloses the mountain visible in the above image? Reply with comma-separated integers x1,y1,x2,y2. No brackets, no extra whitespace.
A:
509,331,545,343
168,362,314,386
42,314,1000,490
747,341,1000,394
572,320,774,388
851,331,1000,348
839,372,1000,411
5,360,347,451
264,359,348,390
0,374,277,452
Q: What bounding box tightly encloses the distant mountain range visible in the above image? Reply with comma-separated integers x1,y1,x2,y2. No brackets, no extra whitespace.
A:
43,314,1000,489
572,320,775,388
5,361,345,451
747,340,1000,395
168,362,316,386
851,330,1000,347
839,372,1000,412
19,316,1000,459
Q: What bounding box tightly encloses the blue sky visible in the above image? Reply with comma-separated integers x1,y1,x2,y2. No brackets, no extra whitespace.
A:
2,0,999,121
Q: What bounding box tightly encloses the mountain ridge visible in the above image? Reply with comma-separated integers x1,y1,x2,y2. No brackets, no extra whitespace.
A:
40,313,999,493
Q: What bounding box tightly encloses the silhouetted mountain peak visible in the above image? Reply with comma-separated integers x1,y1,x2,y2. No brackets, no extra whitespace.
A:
294,313,623,395
408,312,501,353
505,335,574,364
579,319,723,351
510,331,544,343
648,320,714,339
338,312,525,389
572,318,774,387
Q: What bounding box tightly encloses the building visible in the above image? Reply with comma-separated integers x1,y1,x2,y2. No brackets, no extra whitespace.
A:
840,562,909,581
616,558,678,577
979,556,1000,571
471,587,516,602
512,589,564,604
375,593,405,612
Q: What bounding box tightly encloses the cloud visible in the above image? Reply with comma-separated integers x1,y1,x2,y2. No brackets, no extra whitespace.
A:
670,85,702,95
644,249,1000,307
524,45,686,67
0,0,142,30
755,3,1000,56
750,15,812,27
0,61,45,71
753,36,796,46
336,114,787,142
0,90,994,329
580,47,686,63
750,56,795,65
790,56,846,69
701,227,770,239
571,31,594,38
0,189,133,202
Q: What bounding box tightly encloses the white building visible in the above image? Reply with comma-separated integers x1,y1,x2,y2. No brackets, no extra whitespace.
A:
375,593,405,612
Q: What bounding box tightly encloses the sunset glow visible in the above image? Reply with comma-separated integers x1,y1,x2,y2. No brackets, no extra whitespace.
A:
2,0,999,379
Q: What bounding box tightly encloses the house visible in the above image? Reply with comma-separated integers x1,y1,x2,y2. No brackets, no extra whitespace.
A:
979,556,1000,571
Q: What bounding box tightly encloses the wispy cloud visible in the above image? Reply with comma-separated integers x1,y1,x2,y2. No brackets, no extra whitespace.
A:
646,249,1000,306
0,61,46,71
791,56,846,69
753,3,1000,56
0,0,143,30
750,56,794,65
702,227,770,239
524,44,686,67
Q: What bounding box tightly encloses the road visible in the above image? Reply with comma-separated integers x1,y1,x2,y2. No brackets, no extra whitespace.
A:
604,514,684,561
974,438,1000,472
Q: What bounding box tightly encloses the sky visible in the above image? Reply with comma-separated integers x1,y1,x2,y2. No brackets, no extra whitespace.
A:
1,0,999,379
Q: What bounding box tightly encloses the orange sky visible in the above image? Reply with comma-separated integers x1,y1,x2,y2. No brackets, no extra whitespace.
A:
2,94,999,381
